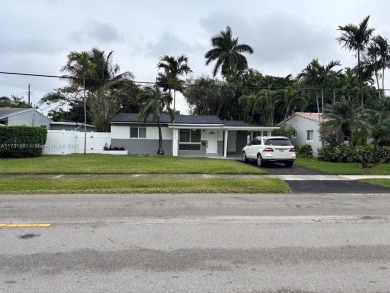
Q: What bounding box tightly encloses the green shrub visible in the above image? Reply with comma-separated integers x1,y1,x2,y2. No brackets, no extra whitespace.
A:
318,143,390,163
296,144,313,158
0,126,47,158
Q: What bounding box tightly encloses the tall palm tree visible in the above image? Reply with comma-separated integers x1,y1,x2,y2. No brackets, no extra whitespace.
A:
157,55,192,116
370,35,390,91
297,59,341,121
137,86,172,155
61,51,96,154
205,26,254,77
337,15,375,107
61,51,95,88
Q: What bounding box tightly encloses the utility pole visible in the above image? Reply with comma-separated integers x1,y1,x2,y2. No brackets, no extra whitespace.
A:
28,84,31,106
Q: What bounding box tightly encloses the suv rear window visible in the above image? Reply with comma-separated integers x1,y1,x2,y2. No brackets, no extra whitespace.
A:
265,138,292,146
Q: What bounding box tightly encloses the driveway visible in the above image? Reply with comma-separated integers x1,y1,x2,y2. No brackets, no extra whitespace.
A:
258,162,390,194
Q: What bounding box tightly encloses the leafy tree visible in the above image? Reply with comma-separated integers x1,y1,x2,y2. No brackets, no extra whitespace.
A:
205,26,254,78
137,86,172,155
0,95,31,108
337,15,375,107
184,76,235,118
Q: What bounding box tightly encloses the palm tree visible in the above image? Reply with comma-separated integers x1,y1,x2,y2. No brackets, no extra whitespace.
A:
370,35,390,92
205,26,254,77
337,15,375,107
297,59,341,121
137,86,172,155
61,51,96,154
157,55,192,116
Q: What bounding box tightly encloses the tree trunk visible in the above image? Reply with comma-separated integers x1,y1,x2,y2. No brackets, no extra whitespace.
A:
157,117,164,155
358,49,364,108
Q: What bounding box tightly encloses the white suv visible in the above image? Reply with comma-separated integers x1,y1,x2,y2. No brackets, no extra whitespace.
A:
242,136,296,167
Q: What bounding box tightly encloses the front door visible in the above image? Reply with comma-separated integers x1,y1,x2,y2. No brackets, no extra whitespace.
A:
206,130,218,154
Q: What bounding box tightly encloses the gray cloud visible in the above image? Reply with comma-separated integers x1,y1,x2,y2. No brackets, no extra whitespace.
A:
199,12,340,77
71,21,123,44
143,32,200,57
0,31,62,55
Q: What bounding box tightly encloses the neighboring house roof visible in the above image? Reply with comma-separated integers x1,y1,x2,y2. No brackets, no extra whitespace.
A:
50,122,96,128
282,112,326,124
0,107,53,123
0,107,34,119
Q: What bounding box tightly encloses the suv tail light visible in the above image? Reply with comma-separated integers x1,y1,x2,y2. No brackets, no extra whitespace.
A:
263,147,274,152
289,148,296,152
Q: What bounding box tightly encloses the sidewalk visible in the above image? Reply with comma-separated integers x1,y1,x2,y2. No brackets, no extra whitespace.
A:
0,173,389,180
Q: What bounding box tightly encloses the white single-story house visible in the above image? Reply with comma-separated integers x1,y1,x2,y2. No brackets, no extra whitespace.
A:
282,112,324,155
110,113,279,157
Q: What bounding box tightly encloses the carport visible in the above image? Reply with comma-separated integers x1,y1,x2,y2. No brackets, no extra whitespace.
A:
222,124,279,158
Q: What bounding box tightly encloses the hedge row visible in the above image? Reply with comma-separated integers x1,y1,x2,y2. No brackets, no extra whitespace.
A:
0,126,47,158
317,143,390,163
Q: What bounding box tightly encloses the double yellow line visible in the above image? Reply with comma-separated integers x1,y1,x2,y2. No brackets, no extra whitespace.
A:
0,223,51,228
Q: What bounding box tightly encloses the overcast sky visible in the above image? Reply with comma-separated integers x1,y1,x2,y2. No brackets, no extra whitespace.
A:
1,0,389,113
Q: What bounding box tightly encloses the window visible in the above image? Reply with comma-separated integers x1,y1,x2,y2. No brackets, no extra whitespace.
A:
179,129,201,150
306,130,314,141
265,138,292,146
130,127,146,138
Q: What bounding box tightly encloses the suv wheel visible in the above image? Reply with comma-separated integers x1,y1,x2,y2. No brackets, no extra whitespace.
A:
285,161,293,168
242,152,248,163
256,154,263,167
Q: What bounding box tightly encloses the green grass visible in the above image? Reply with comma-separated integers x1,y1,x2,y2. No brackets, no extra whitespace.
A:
0,154,266,175
0,178,290,194
359,179,390,188
295,158,390,175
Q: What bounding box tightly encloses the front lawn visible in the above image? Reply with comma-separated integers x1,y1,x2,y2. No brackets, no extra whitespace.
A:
0,178,290,194
0,154,266,175
295,158,390,175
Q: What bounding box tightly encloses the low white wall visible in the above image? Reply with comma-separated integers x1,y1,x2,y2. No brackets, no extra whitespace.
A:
43,130,111,155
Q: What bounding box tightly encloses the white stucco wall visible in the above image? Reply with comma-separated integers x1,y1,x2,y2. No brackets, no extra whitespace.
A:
110,125,172,140
6,110,51,128
284,116,322,155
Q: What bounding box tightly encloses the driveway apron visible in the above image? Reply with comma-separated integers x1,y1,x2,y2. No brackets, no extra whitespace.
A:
259,163,390,194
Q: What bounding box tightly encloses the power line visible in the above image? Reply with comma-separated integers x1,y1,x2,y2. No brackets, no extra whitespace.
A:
1,70,390,91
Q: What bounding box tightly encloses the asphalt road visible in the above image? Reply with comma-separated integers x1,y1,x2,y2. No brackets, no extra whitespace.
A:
1,193,390,293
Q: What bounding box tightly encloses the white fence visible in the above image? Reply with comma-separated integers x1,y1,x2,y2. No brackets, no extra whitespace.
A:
43,130,111,155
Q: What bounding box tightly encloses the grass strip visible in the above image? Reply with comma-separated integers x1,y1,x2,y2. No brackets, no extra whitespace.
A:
295,158,390,175
358,179,390,188
0,178,290,194
0,155,266,175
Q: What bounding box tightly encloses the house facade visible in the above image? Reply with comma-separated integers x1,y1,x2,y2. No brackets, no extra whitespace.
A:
282,112,323,155
110,113,279,158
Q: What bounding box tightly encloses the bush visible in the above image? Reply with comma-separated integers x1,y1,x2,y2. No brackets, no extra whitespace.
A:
296,144,313,158
318,143,390,163
0,126,47,158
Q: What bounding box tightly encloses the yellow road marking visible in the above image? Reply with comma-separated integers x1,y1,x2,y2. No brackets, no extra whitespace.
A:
0,224,51,228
